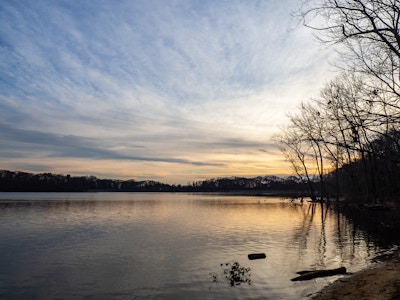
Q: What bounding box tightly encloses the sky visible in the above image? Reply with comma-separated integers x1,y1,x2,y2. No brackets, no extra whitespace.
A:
0,0,335,184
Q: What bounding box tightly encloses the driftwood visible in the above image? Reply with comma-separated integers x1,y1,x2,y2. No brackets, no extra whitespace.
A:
291,267,347,281
248,253,266,260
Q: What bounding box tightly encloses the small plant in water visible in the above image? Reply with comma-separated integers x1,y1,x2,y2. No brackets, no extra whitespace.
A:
209,261,251,288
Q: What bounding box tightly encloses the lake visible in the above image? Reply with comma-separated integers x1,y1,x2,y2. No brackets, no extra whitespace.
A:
0,192,392,299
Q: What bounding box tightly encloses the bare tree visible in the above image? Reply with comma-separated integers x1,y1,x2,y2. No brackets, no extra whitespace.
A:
278,72,398,201
297,0,400,101
288,103,331,201
277,1,400,202
276,126,318,200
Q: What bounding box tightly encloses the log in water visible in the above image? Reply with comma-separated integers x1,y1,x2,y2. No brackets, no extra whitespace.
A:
291,267,347,281
248,253,266,260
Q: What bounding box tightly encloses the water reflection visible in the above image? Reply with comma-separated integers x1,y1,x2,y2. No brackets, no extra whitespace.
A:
287,201,378,271
0,193,391,300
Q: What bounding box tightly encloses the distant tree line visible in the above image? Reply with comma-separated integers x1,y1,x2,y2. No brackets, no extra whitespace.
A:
189,175,304,193
0,170,173,192
0,170,308,194
277,0,400,203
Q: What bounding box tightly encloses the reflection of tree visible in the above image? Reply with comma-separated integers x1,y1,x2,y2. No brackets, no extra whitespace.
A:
291,202,317,256
209,262,251,288
290,202,332,267
289,200,380,269
317,202,333,264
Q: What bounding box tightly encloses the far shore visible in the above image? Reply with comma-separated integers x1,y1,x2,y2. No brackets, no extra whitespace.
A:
312,248,400,300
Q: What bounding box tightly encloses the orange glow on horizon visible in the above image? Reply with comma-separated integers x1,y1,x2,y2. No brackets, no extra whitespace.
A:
1,152,293,185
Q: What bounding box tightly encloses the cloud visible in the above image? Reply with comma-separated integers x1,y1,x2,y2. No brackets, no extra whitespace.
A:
0,124,225,167
0,0,334,182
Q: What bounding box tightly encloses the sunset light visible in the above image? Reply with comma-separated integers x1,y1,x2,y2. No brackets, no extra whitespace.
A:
0,0,334,183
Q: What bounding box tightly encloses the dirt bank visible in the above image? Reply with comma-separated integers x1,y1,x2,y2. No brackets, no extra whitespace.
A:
312,248,400,300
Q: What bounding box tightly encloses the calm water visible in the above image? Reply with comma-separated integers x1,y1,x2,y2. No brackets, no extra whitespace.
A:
0,193,391,299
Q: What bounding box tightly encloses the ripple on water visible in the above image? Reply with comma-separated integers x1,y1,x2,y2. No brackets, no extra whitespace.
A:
0,193,391,299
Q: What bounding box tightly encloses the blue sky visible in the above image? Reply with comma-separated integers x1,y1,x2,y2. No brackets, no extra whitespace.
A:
0,0,334,183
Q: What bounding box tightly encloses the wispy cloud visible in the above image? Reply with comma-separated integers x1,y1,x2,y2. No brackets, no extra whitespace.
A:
0,0,335,182
0,124,225,167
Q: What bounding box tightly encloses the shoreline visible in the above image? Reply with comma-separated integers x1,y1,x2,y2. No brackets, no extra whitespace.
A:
312,247,400,300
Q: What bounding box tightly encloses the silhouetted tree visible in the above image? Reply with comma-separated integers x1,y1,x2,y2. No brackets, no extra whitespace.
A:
278,1,400,203
298,0,400,101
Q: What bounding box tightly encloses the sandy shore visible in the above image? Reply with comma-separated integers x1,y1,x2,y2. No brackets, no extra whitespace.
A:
312,248,400,300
